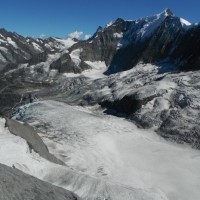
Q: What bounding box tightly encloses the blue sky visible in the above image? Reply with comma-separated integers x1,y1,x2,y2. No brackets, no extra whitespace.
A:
0,0,199,38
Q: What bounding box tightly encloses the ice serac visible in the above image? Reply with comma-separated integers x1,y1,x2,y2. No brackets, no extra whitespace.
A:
0,163,80,200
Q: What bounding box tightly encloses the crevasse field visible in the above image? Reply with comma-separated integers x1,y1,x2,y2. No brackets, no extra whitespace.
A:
1,100,200,200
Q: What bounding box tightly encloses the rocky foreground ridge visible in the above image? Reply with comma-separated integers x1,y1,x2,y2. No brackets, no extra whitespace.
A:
0,163,80,200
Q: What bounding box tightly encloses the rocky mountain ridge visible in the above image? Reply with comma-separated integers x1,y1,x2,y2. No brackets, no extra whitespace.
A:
0,163,80,200
0,28,65,71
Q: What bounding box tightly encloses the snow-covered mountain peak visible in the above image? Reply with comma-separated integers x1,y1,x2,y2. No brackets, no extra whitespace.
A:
120,9,171,45
164,8,173,16
154,8,173,20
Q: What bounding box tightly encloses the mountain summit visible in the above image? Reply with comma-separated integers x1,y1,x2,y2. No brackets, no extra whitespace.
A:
164,8,173,16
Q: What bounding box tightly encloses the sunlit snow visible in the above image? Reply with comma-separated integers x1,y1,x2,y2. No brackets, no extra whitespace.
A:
180,18,192,26
55,37,77,49
7,37,18,49
69,48,82,67
11,100,200,200
0,114,167,200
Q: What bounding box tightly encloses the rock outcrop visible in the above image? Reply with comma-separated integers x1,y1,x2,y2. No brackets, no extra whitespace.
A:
6,118,65,165
0,163,80,200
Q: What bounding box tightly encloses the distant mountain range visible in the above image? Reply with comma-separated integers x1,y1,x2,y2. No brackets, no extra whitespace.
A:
0,8,200,76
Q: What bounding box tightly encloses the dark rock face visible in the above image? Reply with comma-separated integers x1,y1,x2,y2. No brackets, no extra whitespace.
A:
108,16,185,73
171,24,200,71
50,53,90,74
100,93,157,115
0,163,80,200
158,115,200,149
141,17,183,62
79,19,126,65
107,15,200,74
0,77,24,116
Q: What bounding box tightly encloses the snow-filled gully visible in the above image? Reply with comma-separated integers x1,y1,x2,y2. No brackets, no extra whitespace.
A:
1,100,200,200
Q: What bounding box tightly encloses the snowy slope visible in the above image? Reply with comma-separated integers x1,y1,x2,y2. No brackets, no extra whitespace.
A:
0,116,168,200
14,100,200,200
63,61,107,79
55,37,77,50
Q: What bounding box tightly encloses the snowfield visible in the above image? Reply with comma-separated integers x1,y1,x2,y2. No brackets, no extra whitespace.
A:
0,115,167,200
63,61,107,79
7,100,200,200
